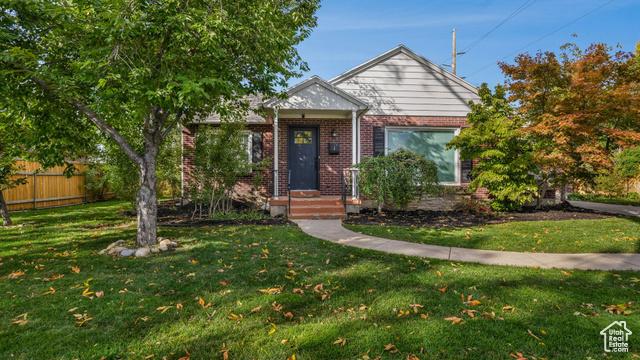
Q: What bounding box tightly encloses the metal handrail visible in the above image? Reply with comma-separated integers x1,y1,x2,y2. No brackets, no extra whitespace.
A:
340,170,347,211
287,169,292,215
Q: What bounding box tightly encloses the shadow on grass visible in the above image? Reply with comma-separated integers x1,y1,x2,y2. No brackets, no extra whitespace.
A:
1,201,639,359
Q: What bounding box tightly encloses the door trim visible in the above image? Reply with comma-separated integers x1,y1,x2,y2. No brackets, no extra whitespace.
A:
287,125,320,191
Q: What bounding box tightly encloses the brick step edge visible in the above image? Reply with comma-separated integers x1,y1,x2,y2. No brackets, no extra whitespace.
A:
288,213,347,220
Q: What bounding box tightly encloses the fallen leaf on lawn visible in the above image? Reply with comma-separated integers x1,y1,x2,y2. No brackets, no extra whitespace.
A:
82,288,94,297
227,313,242,320
188,259,198,264
7,270,25,279
176,302,184,309
268,323,276,334
409,303,423,313
326,258,330,264
251,306,262,313
510,352,527,360
437,286,447,293
384,344,398,353
283,311,294,319
220,281,229,286
502,306,515,313
465,300,481,306
286,355,296,360
259,287,282,295
219,349,229,360
68,307,78,312
198,297,211,308
293,288,304,294
420,313,429,319
43,287,56,295
444,316,464,324
333,338,347,347
71,266,80,274
313,284,324,292
156,306,173,313
11,313,28,326
527,329,541,340
561,271,571,276
95,291,104,298
436,270,442,276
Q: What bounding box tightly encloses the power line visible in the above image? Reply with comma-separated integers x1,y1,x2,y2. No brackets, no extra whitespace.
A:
440,0,537,64
462,0,537,53
464,0,616,79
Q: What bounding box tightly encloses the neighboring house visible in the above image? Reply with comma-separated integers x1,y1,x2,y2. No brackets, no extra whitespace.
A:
182,45,483,218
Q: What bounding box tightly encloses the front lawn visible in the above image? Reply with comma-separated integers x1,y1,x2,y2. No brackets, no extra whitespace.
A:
1,201,639,359
345,217,640,254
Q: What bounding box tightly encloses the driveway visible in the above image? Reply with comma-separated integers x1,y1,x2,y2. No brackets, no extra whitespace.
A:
568,200,640,218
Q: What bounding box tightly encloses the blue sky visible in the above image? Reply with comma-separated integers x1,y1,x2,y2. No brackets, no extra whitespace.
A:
295,0,639,87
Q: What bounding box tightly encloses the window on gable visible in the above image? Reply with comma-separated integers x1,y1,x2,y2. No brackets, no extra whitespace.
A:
386,127,459,184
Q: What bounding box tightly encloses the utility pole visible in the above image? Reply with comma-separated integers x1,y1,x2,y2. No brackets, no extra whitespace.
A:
452,29,457,75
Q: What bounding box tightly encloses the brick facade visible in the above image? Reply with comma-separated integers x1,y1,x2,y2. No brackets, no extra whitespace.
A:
182,115,490,201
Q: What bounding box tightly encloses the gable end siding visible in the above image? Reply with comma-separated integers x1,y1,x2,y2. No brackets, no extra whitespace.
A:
335,52,478,116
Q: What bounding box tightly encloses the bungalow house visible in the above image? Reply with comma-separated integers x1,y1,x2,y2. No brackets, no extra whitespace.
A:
182,45,485,218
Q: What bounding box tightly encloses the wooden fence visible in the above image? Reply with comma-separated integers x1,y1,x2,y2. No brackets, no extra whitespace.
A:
4,160,113,212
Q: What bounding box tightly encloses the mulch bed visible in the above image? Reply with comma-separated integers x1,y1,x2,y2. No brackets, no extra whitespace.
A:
344,202,618,228
125,200,295,227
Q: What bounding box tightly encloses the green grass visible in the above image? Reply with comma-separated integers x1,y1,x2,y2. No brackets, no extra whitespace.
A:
569,193,640,207
0,201,639,359
345,218,640,254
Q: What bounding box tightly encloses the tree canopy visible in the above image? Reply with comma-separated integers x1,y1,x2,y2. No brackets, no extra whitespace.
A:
1,0,319,244
499,42,640,186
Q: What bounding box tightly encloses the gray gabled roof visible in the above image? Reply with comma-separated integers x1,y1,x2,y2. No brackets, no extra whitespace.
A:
329,45,478,94
263,75,369,110
199,94,267,123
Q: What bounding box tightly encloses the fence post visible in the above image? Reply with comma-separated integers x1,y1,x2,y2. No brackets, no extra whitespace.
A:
33,173,37,210
84,173,88,204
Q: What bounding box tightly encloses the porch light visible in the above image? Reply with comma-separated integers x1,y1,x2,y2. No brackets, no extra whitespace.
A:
331,129,337,137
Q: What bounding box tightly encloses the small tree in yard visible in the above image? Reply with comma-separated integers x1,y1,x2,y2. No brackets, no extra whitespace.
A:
1,0,319,245
187,121,254,218
357,150,440,214
447,84,541,211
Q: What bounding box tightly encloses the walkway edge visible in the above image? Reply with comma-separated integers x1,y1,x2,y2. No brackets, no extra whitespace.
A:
293,219,640,271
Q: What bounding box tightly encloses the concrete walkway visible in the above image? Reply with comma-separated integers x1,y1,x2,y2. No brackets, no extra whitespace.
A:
294,219,640,271
568,200,640,218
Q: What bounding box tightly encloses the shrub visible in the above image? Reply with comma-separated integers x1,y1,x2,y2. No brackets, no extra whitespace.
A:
453,198,492,216
357,149,440,214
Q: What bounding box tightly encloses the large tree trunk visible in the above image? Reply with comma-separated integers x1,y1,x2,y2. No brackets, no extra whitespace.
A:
136,153,158,246
0,190,12,226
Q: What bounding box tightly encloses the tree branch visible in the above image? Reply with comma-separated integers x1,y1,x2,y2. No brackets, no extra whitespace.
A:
161,109,183,141
23,69,144,165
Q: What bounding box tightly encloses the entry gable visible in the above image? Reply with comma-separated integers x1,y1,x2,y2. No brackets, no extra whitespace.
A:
264,76,369,114
330,45,479,117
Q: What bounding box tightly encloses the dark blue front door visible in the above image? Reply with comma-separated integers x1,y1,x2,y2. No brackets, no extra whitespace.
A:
288,127,319,190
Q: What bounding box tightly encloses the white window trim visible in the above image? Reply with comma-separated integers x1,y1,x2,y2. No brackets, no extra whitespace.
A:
242,130,253,164
384,126,461,186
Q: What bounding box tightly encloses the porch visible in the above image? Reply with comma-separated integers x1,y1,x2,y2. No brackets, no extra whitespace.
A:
262,76,369,219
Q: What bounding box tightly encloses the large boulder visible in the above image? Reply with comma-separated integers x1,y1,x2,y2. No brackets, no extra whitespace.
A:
135,248,151,257
120,249,136,257
108,246,127,256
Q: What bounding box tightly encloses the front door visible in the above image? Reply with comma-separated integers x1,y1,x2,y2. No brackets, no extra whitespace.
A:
288,126,319,190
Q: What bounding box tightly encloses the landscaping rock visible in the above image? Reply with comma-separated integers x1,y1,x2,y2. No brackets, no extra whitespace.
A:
106,240,126,251
109,246,127,255
169,241,179,249
151,247,160,253
120,249,136,257
158,244,169,252
98,249,108,255
159,239,172,246
135,248,151,257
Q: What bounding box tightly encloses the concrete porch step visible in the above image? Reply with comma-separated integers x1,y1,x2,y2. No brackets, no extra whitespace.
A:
289,205,345,214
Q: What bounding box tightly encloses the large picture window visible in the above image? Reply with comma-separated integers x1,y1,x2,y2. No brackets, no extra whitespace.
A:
385,127,459,184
